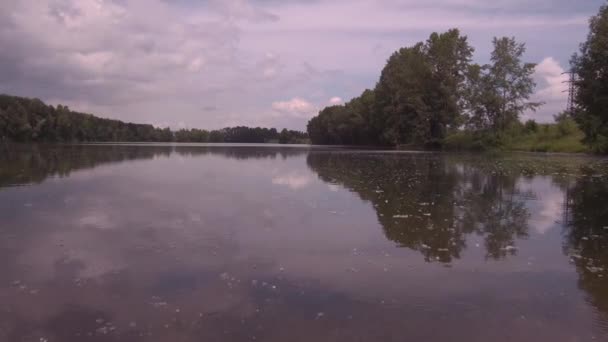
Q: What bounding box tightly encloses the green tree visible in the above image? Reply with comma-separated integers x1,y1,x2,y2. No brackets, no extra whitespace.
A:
423,29,474,145
476,37,541,132
308,29,474,147
571,4,608,153
374,42,433,145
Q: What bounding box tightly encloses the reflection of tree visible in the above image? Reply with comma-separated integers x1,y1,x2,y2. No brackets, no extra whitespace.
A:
459,169,529,259
0,144,308,188
172,145,308,160
306,152,531,262
564,175,608,318
0,144,170,187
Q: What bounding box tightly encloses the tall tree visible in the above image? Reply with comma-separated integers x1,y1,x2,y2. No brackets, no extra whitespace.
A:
469,37,542,133
374,29,473,146
374,42,432,145
571,4,608,153
424,29,474,144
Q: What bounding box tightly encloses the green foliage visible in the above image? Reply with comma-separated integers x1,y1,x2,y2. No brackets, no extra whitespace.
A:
373,29,474,146
374,42,435,145
307,102,370,145
571,4,608,153
443,131,502,151
307,89,378,145
465,37,541,133
444,120,588,153
307,30,542,149
0,94,307,144
0,95,171,142
175,128,209,142
278,128,309,144
524,119,539,133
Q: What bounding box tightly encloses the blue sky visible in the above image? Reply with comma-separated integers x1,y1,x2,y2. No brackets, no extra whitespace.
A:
0,0,604,130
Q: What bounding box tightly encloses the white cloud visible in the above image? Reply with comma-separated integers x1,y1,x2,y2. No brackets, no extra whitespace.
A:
78,212,114,230
329,96,343,105
271,97,318,118
524,57,570,122
535,57,569,101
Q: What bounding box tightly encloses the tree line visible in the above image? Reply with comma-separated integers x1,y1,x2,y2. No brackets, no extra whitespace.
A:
307,29,540,147
174,126,308,144
0,94,308,144
307,4,608,153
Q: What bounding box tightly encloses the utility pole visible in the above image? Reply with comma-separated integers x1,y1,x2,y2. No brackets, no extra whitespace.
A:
562,71,576,116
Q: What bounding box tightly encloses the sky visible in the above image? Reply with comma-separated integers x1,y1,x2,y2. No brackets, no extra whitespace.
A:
0,0,604,130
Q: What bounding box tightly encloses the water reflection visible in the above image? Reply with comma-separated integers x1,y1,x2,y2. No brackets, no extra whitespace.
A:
1,145,608,341
0,144,309,188
564,173,608,327
307,153,532,262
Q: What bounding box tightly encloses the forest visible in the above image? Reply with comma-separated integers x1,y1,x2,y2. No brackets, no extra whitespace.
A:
0,94,308,144
307,5,608,153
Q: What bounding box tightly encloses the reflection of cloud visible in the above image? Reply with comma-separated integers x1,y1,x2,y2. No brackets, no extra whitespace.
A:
518,177,564,235
78,211,115,230
535,192,563,235
272,173,312,190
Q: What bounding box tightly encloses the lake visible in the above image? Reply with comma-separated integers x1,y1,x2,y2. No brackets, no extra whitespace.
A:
1,144,608,342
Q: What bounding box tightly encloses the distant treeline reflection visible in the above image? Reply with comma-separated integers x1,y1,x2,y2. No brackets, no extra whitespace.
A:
0,144,309,187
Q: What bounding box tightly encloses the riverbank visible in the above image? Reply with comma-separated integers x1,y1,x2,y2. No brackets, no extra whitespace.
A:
442,121,588,153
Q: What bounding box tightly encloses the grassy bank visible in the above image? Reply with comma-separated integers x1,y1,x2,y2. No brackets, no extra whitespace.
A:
443,119,588,153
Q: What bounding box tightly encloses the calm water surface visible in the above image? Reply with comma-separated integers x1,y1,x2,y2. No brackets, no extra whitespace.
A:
1,144,608,342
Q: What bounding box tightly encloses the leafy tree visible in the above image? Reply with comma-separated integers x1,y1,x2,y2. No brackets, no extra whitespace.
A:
308,29,477,147
423,29,474,145
374,42,433,145
571,4,608,153
467,37,541,133
307,104,366,145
